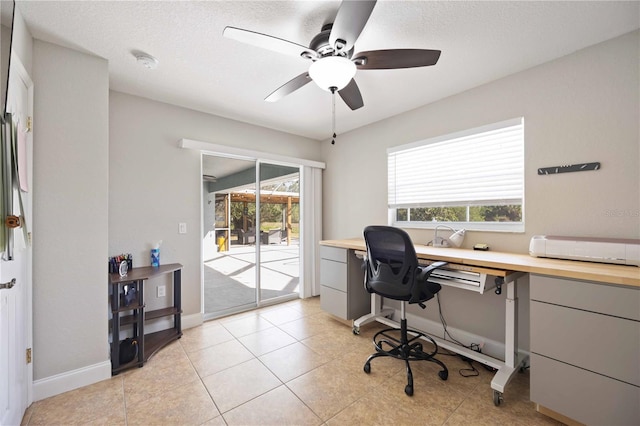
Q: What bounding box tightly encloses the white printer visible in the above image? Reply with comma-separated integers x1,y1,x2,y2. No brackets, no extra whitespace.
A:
529,235,640,266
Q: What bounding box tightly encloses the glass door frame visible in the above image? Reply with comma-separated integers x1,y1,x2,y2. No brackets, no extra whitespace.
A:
183,137,325,321
201,155,302,320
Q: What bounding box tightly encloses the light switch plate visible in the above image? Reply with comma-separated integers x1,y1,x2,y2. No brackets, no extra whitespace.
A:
179,223,187,234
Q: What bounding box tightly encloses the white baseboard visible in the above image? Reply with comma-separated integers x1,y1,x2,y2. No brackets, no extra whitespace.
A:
33,360,111,401
181,312,203,330
35,314,203,401
401,309,505,360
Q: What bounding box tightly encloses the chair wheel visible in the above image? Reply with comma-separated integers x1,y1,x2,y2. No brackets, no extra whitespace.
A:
404,385,413,396
493,390,503,406
363,363,371,374
438,370,448,381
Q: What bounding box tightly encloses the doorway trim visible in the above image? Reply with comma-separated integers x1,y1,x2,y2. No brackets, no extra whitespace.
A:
180,139,325,169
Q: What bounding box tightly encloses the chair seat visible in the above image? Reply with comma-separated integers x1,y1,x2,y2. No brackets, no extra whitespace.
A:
367,277,442,303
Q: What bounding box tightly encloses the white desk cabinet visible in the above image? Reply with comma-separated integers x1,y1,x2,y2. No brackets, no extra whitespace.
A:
530,274,640,425
319,246,370,320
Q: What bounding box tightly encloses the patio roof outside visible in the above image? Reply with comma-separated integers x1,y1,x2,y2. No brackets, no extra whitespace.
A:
230,191,300,204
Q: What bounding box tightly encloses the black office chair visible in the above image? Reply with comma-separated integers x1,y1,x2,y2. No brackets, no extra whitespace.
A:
362,225,449,396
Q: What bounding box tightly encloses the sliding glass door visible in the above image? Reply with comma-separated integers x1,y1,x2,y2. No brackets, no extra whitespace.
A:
202,157,300,319
203,156,257,317
258,163,300,304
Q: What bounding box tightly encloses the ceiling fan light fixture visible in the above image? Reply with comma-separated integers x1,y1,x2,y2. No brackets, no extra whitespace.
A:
309,56,356,91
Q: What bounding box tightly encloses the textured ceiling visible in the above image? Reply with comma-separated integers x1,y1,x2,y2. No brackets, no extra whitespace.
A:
14,0,640,141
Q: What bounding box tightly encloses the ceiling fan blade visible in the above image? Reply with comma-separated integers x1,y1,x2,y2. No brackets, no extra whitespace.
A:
329,0,377,53
223,26,318,60
338,79,364,110
265,72,312,102
353,49,441,70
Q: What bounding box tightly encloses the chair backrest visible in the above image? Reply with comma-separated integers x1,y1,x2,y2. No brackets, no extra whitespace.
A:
363,225,420,301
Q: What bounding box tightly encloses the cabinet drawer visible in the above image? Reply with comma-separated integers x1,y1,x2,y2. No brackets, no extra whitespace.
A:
320,285,347,320
530,274,640,320
320,258,347,292
531,300,640,386
320,245,347,263
531,353,639,426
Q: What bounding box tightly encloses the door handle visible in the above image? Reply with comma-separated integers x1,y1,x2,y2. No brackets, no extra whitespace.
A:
0,278,16,290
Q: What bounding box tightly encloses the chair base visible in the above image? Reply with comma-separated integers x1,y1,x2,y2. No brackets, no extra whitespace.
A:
363,319,448,396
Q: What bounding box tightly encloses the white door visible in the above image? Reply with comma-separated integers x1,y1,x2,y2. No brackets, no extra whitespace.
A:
0,53,33,426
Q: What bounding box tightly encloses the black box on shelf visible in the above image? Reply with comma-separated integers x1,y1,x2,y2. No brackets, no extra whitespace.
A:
109,255,133,274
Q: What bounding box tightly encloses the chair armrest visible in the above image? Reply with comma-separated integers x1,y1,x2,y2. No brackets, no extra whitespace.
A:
416,261,448,281
410,261,448,306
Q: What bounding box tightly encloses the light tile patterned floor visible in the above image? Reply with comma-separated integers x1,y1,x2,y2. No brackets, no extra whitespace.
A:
22,297,562,425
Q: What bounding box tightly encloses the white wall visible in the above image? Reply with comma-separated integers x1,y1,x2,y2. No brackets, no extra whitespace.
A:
109,92,321,322
32,40,110,383
321,31,640,349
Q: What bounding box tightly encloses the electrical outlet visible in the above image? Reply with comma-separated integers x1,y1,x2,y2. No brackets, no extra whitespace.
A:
157,285,166,297
179,223,187,234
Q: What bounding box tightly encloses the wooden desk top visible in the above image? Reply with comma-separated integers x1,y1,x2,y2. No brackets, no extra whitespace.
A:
109,263,183,284
320,239,640,288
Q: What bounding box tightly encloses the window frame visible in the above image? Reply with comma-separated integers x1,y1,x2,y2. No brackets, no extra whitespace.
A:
387,118,525,233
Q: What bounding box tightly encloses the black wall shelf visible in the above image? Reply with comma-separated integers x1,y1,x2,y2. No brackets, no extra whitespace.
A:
108,263,183,375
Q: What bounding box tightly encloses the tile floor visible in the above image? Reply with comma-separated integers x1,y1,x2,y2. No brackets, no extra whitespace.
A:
22,297,562,425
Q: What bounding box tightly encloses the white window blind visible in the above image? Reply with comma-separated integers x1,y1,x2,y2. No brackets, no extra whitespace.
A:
388,118,524,209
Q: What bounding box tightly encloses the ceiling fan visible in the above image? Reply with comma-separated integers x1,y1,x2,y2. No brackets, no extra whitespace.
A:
223,0,441,111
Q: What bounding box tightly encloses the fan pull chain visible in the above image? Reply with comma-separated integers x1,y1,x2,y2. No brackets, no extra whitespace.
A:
330,87,337,145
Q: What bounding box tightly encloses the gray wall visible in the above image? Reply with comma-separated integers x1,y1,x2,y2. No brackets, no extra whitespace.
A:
32,40,110,380
321,31,640,349
109,91,321,320
26,38,321,389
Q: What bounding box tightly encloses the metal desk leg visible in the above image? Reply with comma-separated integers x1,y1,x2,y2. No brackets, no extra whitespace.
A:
352,293,394,335
505,279,518,368
490,277,529,405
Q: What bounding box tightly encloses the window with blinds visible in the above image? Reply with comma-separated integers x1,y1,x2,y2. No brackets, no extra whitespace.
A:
388,117,524,231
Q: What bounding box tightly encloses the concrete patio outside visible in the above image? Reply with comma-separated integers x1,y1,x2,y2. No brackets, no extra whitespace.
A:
203,242,300,316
